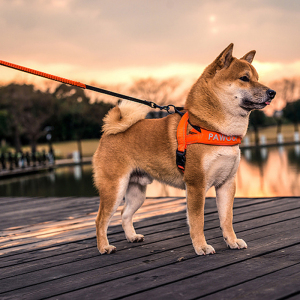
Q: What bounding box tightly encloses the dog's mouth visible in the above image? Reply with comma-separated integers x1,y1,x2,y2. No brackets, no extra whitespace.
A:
240,98,272,111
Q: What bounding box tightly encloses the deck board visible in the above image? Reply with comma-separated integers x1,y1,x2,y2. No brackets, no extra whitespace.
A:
0,196,299,299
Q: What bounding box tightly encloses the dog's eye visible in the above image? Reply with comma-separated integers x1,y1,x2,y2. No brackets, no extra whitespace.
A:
239,76,250,82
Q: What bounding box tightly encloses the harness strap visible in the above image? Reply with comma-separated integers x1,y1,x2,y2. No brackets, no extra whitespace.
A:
176,112,242,171
177,111,189,152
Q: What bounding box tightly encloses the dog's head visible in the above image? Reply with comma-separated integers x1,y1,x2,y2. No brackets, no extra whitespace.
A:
205,43,276,116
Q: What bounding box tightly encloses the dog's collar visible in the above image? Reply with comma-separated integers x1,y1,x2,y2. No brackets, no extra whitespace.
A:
176,112,242,171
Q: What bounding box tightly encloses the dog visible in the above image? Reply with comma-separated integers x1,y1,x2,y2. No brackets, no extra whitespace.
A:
93,43,276,255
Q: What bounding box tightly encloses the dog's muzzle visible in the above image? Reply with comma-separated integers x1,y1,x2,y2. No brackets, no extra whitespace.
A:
240,88,276,111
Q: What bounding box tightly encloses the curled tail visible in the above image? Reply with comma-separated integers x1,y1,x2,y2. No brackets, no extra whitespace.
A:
102,101,150,135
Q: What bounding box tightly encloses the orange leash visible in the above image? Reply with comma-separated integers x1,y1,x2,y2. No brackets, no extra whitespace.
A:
0,60,86,89
176,112,242,171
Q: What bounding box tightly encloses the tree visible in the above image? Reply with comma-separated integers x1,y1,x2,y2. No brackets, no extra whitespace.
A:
50,84,112,139
20,91,55,153
0,82,125,154
49,84,113,157
0,84,29,151
0,84,56,152
283,99,300,132
249,110,267,146
0,109,9,145
129,77,182,106
270,78,300,132
270,78,300,107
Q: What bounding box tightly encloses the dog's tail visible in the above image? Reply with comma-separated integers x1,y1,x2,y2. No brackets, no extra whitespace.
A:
102,101,150,135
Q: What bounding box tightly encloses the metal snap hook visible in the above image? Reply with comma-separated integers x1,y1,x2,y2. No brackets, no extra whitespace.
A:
166,105,176,114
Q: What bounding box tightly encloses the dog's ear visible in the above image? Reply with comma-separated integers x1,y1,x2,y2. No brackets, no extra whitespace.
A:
203,43,234,78
241,50,256,64
218,43,234,69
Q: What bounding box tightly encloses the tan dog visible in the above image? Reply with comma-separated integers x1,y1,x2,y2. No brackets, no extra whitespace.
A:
93,43,276,255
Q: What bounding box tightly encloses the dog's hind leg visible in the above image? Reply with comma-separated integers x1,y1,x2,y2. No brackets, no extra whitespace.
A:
122,172,152,242
95,174,130,254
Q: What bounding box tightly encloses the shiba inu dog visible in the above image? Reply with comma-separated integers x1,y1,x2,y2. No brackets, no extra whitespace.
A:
93,43,276,255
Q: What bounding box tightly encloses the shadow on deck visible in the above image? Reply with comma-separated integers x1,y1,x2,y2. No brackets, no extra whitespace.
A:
0,196,299,299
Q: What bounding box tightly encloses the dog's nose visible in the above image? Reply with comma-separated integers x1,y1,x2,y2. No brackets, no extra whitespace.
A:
266,89,276,99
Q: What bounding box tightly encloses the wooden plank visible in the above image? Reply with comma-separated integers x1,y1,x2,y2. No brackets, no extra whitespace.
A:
2,204,299,274
0,197,185,235
1,205,299,295
1,216,299,293
1,197,298,258
0,198,296,266
1,222,298,299
0,196,283,247
0,196,283,232
285,293,300,300
0,196,181,214
0,212,294,280
0,197,40,205
0,197,184,230
0,198,188,252
0,210,187,261
202,264,300,300
0,197,98,229
0,196,281,229
0,197,296,246
120,245,300,300
0,197,299,299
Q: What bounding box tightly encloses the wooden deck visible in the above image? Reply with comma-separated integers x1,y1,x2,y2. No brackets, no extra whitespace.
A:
0,196,299,299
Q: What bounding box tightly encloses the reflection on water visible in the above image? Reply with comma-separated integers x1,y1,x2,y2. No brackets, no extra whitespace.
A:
235,145,300,197
0,165,98,197
0,146,300,197
146,146,300,197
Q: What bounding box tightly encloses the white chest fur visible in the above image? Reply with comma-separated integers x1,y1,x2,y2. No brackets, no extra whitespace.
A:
202,146,240,192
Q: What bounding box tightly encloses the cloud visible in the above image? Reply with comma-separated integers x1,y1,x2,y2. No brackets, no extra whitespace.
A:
0,0,300,86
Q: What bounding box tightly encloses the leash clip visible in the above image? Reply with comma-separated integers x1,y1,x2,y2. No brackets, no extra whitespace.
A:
164,104,184,116
150,102,157,109
166,105,174,114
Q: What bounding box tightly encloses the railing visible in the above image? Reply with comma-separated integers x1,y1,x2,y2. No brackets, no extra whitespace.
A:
0,150,55,172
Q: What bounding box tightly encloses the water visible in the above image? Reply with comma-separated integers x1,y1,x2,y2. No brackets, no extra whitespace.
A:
0,165,98,197
1,146,300,198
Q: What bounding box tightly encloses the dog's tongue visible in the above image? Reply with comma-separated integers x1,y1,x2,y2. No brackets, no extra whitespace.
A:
265,101,271,105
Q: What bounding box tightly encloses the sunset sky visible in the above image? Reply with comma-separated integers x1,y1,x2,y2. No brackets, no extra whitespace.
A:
1,0,300,90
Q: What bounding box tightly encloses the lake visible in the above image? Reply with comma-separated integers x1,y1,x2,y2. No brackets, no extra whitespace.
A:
0,145,300,198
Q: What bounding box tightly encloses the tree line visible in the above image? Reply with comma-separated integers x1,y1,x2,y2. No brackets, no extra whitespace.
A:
0,83,113,153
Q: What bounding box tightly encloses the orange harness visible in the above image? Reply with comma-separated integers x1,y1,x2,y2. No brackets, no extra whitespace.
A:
176,112,242,171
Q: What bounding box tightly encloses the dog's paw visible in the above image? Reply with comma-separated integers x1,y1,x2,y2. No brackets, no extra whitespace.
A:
98,244,117,254
127,234,145,243
194,244,216,255
226,238,247,250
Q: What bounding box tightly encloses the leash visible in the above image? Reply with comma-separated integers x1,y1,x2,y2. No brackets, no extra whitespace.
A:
0,59,183,115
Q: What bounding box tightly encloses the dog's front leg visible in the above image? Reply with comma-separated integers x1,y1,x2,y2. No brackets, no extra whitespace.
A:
186,183,216,255
215,177,247,250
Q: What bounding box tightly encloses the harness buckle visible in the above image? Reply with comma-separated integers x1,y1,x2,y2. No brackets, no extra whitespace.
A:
176,149,186,171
